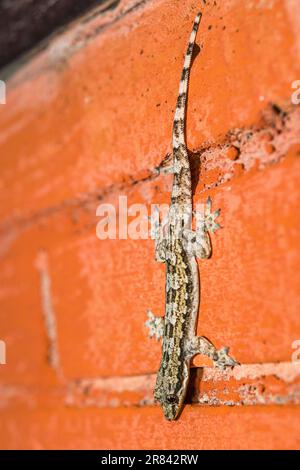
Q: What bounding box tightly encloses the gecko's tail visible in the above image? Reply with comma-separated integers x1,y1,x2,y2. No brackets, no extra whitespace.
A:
172,12,202,150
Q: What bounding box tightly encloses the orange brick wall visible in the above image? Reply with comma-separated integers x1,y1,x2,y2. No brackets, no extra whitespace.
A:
0,0,300,449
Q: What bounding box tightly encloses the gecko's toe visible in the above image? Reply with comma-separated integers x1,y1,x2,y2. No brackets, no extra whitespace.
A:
203,198,221,233
214,346,239,369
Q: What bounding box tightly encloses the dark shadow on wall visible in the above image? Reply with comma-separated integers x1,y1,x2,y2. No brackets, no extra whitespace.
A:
0,0,120,69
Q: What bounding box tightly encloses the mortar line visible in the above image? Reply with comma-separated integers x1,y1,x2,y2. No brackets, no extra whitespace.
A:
35,251,62,379
0,105,299,237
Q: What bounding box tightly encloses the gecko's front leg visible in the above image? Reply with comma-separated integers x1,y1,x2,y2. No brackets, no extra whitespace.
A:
145,206,167,340
150,204,169,263
145,310,164,340
183,196,220,259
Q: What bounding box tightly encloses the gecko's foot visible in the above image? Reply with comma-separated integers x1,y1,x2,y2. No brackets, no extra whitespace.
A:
213,346,239,370
195,196,221,234
184,337,238,370
157,165,174,175
145,310,164,340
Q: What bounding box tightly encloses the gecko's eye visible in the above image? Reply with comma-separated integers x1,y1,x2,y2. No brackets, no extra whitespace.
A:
166,395,179,404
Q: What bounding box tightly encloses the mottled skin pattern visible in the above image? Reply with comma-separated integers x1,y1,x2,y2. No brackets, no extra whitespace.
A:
145,12,238,420
154,229,197,420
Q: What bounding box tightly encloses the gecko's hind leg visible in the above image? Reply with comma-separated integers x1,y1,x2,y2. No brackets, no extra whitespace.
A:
145,310,165,340
185,336,238,370
197,196,221,234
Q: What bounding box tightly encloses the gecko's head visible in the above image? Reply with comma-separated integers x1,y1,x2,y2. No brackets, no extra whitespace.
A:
155,364,189,420
161,394,183,421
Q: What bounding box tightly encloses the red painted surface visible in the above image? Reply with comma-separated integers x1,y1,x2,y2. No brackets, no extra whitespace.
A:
0,0,300,449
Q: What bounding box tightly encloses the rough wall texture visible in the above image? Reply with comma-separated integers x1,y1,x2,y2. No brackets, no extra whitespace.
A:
0,0,300,449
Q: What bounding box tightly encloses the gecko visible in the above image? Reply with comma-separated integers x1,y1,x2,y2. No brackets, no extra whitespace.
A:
145,11,238,420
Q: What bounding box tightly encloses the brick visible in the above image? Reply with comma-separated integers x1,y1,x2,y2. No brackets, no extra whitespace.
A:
0,406,299,449
0,232,60,385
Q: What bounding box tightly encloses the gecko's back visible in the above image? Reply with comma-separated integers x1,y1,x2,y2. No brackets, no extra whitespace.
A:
154,230,199,420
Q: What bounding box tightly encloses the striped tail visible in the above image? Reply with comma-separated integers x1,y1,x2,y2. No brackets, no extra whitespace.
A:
171,12,202,206
172,11,202,150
